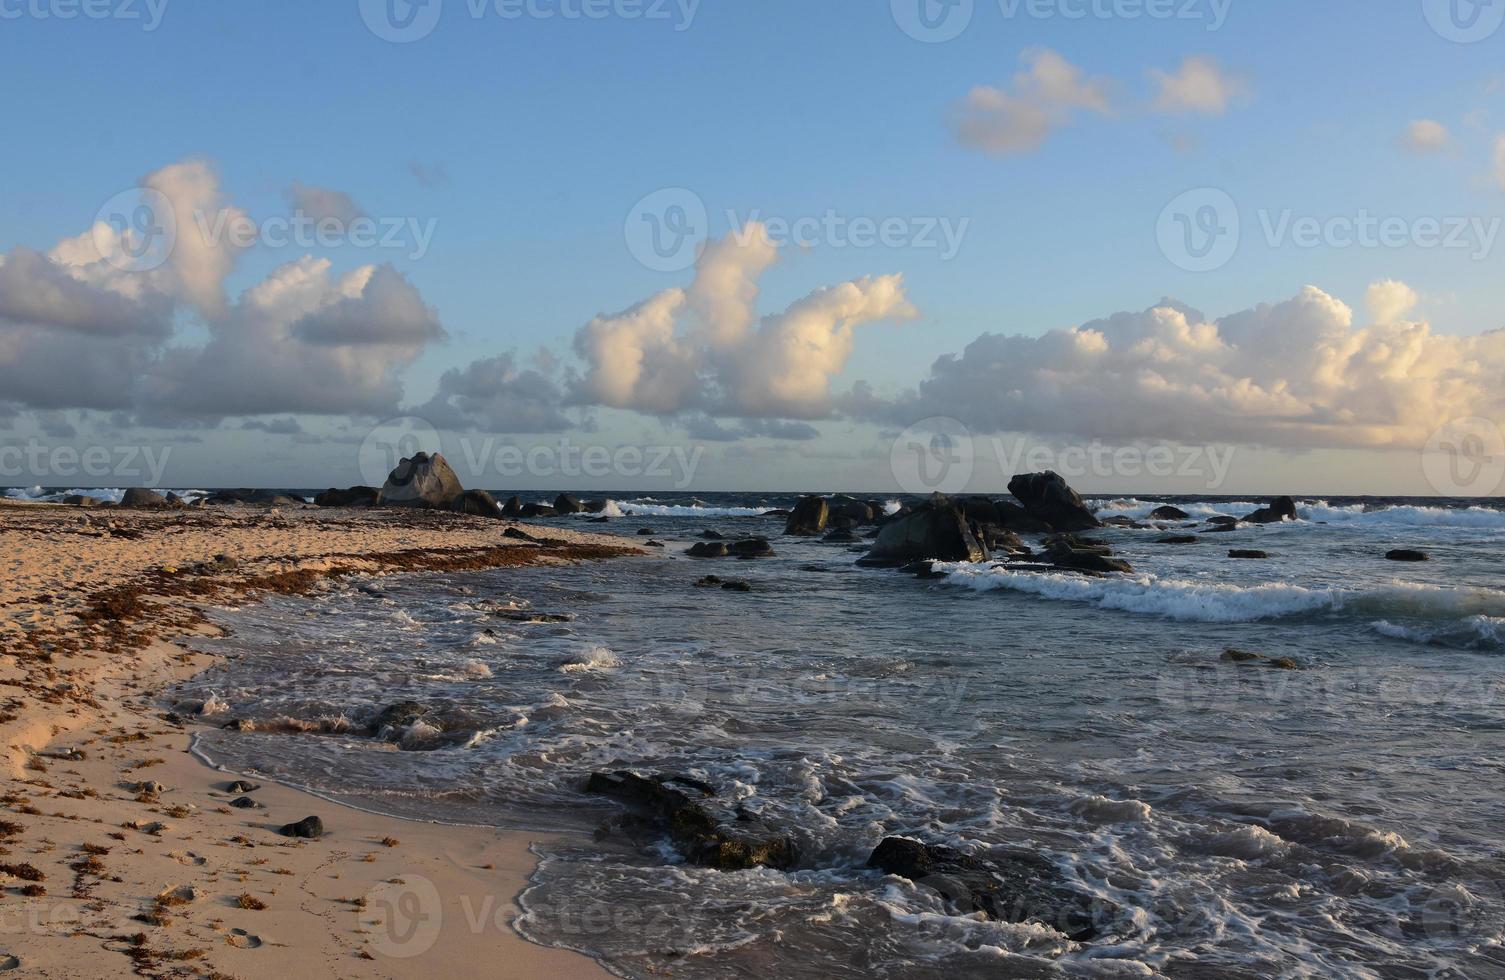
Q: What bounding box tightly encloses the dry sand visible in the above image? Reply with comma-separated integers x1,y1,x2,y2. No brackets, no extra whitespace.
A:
0,499,640,978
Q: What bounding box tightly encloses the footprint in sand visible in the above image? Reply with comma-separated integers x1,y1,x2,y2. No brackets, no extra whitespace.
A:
170,851,207,866
227,929,262,949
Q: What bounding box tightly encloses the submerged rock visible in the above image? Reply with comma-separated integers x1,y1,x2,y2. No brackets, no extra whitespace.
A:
1386,549,1430,562
587,771,797,872
687,541,730,558
1229,549,1269,560
1156,535,1198,545
727,537,775,559
867,837,1111,941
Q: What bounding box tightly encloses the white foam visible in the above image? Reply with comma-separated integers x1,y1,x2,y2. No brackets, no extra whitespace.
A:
1298,500,1505,530
601,499,774,518
559,644,620,674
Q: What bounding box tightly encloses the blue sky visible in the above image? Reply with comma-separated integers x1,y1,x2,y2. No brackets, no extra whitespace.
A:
2,0,1504,494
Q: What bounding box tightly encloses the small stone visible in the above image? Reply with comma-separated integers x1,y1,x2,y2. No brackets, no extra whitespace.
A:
278,815,324,839
229,796,263,810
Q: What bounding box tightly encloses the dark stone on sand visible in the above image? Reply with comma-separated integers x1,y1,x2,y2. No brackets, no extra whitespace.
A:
503,527,539,542
450,489,503,517
1157,535,1198,545
121,488,173,509
586,771,797,872
314,486,379,508
225,780,260,794
867,837,1110,942
62,494,103,507
1229,550,1269,559
1243,496,1298,525
279,815,324,839
1150,505,1191,520
785,496,830,536
687,541,730,558
378,452,464,509
229,796,262,810
1007,472,1101,532
861,496,987,566
554,493,584,515
1386,549,1430,562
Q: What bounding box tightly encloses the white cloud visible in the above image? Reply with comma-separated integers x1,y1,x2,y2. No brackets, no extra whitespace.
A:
859,282,1505,450
571,222,915,419
415,353,573,433
1403,119,1451,153
1149,56,1245,115
1365,279,1419,323
951,49,1112,156
286,181,365,224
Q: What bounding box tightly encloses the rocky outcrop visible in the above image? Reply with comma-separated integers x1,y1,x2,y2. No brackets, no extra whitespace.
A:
1243,496,1298,525
785,496,830,536
451,490,503,517
687,542,730,558
727,537,775,559
1007,472,1101,532
867,837,1110,942
378,452,464,509
554,493,584,515
587,771,797,872
1042,534,1132,573
860,496,988,566
519,502,557,518
827,494,876,525
314,486,379,508
1150,505,1191,520
121,488,173,508
993,501,1052,533
501,495,523,517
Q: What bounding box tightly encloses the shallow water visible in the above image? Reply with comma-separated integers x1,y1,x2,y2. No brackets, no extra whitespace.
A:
174,493,1505,978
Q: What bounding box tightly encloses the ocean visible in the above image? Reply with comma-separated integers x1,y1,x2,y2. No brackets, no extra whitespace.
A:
141,491,1505,978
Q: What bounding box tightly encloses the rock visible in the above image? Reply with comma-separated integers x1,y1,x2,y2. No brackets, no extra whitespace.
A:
1150,505,1191,520
898,560,947,579
700,530,725,540
1205,515,1240,526
696,576,751,592
1101,516,1147,529
502,527,539,542
225,781,260,794
378,452,464,509
554,493,584,515
860,496,987,566
1007,472,1101,532
636,528,655,536
501,496,523,517
229,796,263,810
121,488,172,508
867,837,1109,941
313,486,379,508
63,494,103,507
278,816,324,839
1221,649,1264,663
371,702,430,736
992,501,1053,533
1386,549,1430,562
1243,496,1298,525
644,540,665,549
493,611,571,623
1156,535,1198,545
1268,657,1300,670
519,503,557,518
586,771,796,872
1043,535,1132,573
687,542,730,558
827,494,876,525
727,537,774,559
134,780,168,795
583,499,609,513
1229,550,1269,559
450,490,502,517
785,496,830,536
822,529,861,543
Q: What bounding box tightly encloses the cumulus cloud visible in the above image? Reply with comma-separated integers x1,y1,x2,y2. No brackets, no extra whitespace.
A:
241,417,304,434
1365,279,1419,323
414,353,573,433
682,415,821,442
858,283,1505,450
951,49,1112,156
1149,56,1244,115
571,222,915,420
142,158,250,320
286,181,365,224
1403,119,1451,153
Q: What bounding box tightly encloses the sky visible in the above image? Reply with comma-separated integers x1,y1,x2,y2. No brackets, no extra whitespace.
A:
2,0,1504,497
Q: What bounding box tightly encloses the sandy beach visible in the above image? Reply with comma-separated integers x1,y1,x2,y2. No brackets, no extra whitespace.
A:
0,499,637,978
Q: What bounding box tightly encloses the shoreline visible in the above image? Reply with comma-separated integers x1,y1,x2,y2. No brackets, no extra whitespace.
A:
0,500,636,977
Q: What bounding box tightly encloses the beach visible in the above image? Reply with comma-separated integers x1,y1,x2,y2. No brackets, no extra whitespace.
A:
0,498,635,977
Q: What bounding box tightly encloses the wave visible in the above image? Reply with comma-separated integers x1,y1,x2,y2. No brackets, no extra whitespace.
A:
935,563,1505,626
1299,501,1505,530
600,499,775,518
1371,615,1505,651
3,487,211,504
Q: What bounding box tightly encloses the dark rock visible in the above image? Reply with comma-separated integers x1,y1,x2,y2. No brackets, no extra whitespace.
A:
827,494,876,525
1007,472,1101,532
371,702,431,736
278,815,324,839
785,496,830,536
62,494,103,507
1150,505,1191,520
493,610,572,624
687,542,730,558
868,837,1110,942
121,488,172,508
224,780,260,794
450,489,502,517
1101,516,1147,529
697,576,750,592
898,560,947,579
727,537,775,559
1229,550,1269,559
587,771,796,872
1050,550,1133,574
313,486,379,508
554,493,584,515
229,796,263,810
378,452,464,509
822,529,861,543
1386,549,1430,562
1221,649,1264,663
860,496,987,566
993,501,1053,533
1268,657,1300,670
644,540,665,548
519,503,558,518
636,528,656,536
502,527,539,542
1205,515,1240,526
700,530,725,540
1156,535,1198,545
501,495,523,517
583,499,609,513
1244,496,1298,525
